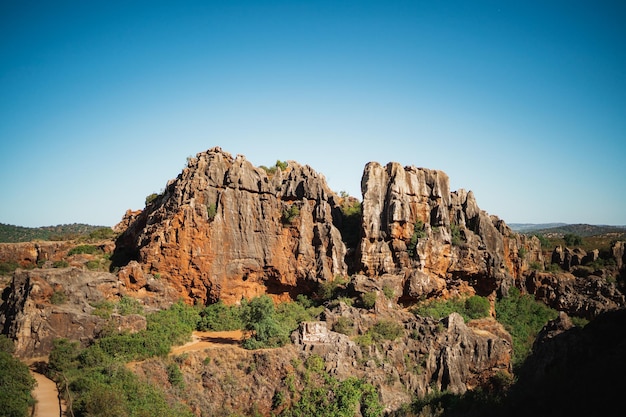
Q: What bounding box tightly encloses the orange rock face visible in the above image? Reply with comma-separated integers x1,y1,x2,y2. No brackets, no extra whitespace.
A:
113,147,347,305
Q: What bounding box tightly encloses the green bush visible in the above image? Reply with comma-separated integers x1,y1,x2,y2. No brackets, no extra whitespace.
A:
533,234,551,248
464,295,490,320
563,233,583,246
198,300,243,331
0,350,36,417
0,260,19,275
242,296,289,349
88,227,116,240
47,302,198,417
50,290,67,305
145,192,159,206
53,260,69,268
91,300,115,318
282,374,383,417
206,203,217,221
546,263,562,273
85,259,104,270
167,362,185,388
370,320,404,341
333,317,355,335
117,296,144,315
361,292,377,309
495,287,558,368
68,244,101,256
413,295,491,322
407,219,426,257
282,205,300,225
450,223,463,246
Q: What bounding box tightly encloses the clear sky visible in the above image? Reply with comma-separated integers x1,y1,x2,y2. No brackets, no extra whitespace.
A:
1,0,625,227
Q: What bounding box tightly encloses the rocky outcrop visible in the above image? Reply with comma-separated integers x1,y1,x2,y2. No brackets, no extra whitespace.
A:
0,268,143,358
356,162,542,302
525,270,625,319
315,304,512,410
0,241,74,269
113,147,347,305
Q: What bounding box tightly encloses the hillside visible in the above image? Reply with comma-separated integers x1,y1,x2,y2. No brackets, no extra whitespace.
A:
0,223,108,243
512,223,626,237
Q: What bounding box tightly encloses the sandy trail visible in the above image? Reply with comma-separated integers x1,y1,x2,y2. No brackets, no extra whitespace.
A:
30,370,61,417
170,330,245,355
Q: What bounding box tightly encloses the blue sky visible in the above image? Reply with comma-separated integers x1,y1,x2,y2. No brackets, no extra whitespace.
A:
1,0,625,227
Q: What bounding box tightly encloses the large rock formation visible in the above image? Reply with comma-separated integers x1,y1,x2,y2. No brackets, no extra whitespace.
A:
0,268,128,357
113,147,347,305
356,162,542,302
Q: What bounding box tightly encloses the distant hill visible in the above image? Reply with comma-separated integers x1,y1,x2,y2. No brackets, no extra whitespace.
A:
509,223,567,233
0,223,109,243
511,223,626,238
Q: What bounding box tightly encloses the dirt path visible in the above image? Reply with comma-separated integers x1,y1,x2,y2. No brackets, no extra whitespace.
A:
30,370,61,417
170,330,245,355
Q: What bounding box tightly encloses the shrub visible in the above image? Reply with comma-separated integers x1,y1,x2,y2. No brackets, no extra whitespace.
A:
88,227,116,240
206,203,217,221
68,244,101,256
464,295,490,319
533,234,551,248
370,320,404,341
495,287,558,368
282,205,300,225
546,263,562,273
0,260,19,275
145,192,159,206
167,362,185,388
407,219,426,257
198,300,243,331
117,296,144,316
361,292,377,309
53,260,69,268
450,223,463,246
50,290,67,305
241,296,289,349
85,259,103,270
382,284,395,299
282,374,383,417
413,295,491,322
332,317,355,335
0,350,36,417
563,233,583,246
91,300,115,319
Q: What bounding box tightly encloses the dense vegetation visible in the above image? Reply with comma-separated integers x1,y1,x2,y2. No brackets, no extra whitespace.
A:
413,295,491,322
48,302,199,417
45,295,325,416
198,295,323,349
280,355,383,417
0,336,36,417
0,223,111,243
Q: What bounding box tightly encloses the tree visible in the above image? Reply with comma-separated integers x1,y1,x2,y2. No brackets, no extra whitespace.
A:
241,295,289,349
563,233,583,246
0,349,36,417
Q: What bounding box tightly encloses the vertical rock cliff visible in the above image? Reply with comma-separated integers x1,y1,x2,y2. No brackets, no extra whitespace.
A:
356,162,543,302
114,147,347,305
